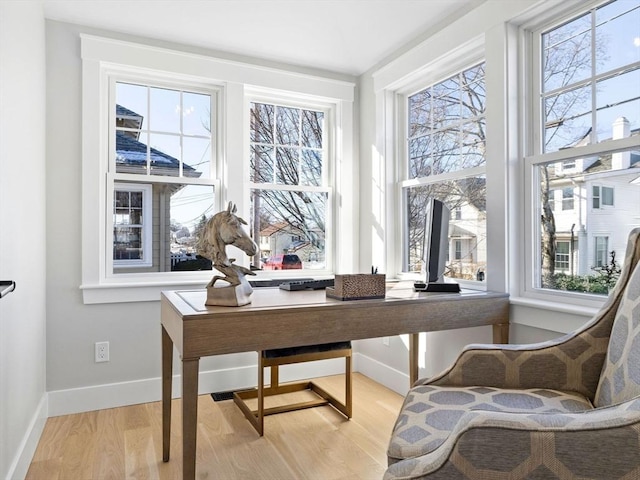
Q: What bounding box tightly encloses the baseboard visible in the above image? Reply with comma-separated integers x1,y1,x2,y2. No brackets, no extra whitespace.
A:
353,352,410,396
47,357,349,417
6,394,48,480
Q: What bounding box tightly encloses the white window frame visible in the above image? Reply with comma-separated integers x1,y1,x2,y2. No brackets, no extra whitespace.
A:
80,35,355,304
113,183,153,268
520,0,640,310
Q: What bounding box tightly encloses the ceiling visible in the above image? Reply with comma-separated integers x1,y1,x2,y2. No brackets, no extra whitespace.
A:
42,0,479,76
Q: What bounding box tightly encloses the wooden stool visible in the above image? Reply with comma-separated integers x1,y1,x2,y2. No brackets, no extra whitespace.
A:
233,341,352,435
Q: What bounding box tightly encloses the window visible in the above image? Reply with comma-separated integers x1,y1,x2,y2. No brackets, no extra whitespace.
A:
594,236,609,267
555,240,571,271
403,63,487,283
592,185,614,209
454,239,462,261
524,0,640,299
113,184,152,267
248,100,331,271
561,187,574,210
111,81,216,275
81,35,355,303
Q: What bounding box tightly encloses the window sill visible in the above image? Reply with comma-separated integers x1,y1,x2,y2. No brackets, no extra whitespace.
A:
509,296,599,334
80,279,209,304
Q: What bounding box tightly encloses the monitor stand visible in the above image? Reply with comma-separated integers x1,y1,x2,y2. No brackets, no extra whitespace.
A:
413,281,461,293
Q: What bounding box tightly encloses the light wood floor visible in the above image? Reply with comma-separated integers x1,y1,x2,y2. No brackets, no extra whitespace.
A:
26,373,403,479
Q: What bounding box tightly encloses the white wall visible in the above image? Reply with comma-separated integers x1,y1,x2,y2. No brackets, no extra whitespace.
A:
0,2,48,478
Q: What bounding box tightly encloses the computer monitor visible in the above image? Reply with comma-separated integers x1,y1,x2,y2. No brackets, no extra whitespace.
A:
414,198,460,293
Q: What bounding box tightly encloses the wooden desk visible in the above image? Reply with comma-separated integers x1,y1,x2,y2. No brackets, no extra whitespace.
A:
161,283,509,479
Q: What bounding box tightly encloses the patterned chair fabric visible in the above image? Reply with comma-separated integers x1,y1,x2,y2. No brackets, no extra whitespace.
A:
385,227,640,480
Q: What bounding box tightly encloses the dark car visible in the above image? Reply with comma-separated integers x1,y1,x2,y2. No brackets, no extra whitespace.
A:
262,254,302,270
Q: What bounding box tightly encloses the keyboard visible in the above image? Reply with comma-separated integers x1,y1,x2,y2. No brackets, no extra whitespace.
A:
279,279,335,291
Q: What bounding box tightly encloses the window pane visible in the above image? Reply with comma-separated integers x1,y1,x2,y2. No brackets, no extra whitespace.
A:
250,189,327,270
149,133,181,177
405,177,486,281
149,87,180,133
276,147,299,184
276,107,300,145
431,129,460,174
183,137,211,178
301,110,323,148
536,149,639,294
113,183,215,274
595,2,640,74
544,85,592,153
250,103,274,143
460,119,486,169
171,185,215,272
541,0,640,153
116,83,147,131
461,64,486,119
114,82,212,179
596,68,640,142
301,149,322,186
409,91,431,137
250,102,325,188
251,145,275,183
114,227,143,260
409,136,431,178
542,16,592,93
408,63,486,178
182,92,211,137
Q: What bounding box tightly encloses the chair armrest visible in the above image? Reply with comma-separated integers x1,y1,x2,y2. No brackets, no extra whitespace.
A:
384,397,640,480
418,327,608,398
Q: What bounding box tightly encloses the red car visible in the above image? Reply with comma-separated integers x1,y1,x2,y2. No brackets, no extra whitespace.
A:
262,254,302,270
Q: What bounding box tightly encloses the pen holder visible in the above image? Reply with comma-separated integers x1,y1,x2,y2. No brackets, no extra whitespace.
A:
326,274,386,301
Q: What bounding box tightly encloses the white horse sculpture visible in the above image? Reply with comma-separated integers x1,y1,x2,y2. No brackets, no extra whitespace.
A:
197,202,258,306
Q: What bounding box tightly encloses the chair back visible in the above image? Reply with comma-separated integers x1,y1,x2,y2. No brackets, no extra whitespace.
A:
594,231,640,407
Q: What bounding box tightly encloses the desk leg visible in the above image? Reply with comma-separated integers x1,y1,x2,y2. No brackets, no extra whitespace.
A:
409,333,419,386
182,357,200,480
161,326,173,462
492,323,510,344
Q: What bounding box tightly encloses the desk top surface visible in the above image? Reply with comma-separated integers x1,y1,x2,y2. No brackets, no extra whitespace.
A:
163,282,507,317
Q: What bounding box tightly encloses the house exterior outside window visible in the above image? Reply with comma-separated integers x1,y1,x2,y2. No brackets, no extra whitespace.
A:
524,0,640,299
403,62,487,283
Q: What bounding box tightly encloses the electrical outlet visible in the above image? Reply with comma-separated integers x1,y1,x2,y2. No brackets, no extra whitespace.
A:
95,341,109,363
382,336,390,346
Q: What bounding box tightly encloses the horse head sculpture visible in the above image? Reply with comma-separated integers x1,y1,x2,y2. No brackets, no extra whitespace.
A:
197,202,258,299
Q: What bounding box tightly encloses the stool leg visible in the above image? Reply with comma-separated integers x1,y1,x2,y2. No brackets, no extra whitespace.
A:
346,354,352,418
257,354,265,436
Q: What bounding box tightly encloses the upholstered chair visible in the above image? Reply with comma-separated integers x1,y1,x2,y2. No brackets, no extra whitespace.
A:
385,227,640,480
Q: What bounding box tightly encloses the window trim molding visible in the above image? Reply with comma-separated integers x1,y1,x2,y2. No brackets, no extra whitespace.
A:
80,35,355,304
